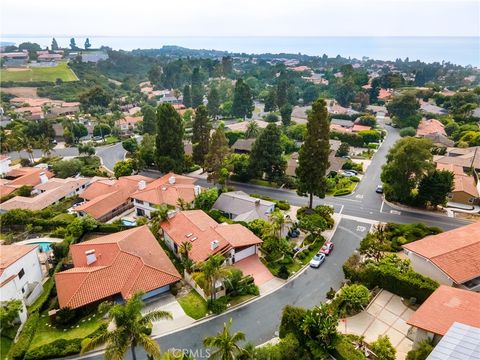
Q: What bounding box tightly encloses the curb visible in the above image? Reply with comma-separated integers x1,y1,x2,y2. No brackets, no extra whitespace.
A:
382,197,449,218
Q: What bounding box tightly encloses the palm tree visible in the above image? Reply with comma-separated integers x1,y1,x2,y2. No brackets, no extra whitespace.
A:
203,319,246,360
38,136,54,158
179,241,194,273
264,210,291,240
81,292,172,360
193,254,230,301
16,134,35,164
244,121,260,139
150,204,170,235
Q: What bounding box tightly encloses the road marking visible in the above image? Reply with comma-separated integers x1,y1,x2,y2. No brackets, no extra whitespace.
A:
380,200,385,213
390,210,401,215
339,205,344,215
356,226,367,232
355,194,364,199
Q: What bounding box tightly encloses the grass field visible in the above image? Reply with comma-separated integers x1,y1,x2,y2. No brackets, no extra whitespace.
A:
0,62,78,83
177,290,208,319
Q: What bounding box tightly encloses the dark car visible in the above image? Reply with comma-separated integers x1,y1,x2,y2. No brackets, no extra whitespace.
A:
319,241,334,256
376,185,384,194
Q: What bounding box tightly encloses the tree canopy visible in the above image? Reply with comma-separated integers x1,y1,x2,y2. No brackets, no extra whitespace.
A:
155,103,185,173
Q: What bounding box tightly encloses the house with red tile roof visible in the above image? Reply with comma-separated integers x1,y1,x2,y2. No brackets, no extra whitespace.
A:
131,173,200,218
73,175,154,222
0,167,54,198
436,163,479,205
378,88,393,100
416,118,447,138
407,286,480,345
55,226,181,309
402,222,480,291
115,116,143,133
0,244,44,323
160,210,262,264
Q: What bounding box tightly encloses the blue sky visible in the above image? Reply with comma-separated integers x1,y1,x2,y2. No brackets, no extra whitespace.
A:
1,0,479,37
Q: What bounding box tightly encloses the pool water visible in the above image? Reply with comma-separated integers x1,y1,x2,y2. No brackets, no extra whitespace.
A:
31,242,53,252
122,219,137,227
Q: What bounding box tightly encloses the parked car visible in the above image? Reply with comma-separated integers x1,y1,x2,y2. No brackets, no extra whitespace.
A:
309,253,326,268
319,241,334,256
345,169,358,175
343,171,356,177
376,185,384,194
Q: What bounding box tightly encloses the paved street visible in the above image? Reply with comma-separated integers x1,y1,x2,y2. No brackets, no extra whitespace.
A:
83,218,372,360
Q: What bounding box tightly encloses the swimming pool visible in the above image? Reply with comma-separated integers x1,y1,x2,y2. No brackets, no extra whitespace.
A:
31,242,53,252
122,219,136,227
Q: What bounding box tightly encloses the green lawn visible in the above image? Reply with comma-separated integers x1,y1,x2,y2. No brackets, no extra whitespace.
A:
228,294,256,307
28,312,105,350
1,337,13,360
177,290,208,320
0,61,78,83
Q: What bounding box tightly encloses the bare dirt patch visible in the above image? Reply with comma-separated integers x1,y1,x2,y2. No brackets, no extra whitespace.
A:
4,68,29,72
0,87,38,98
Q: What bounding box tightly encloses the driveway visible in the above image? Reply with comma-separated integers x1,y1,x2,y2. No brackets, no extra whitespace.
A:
233,254,274,286
338,289,415,360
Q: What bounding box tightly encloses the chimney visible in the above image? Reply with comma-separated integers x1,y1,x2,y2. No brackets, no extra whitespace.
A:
168,175,176,185
85,249,97,265
39,172,49,184
194,185,201,196
138,180,146,190
211,240,219,251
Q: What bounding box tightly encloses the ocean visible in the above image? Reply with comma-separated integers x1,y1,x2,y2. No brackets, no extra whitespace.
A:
1,36,479,66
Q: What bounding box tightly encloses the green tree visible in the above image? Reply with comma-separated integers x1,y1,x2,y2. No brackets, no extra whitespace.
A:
78,144,95,156
280,104,293,126
0,300,22,331
296,98,330,209
69,38,77,50
192,105,211,166
264,88,277,112
301,304,338,354
400,127,417,137
371,335,396,360
84,38,91,49
303,85,320,105
417,170,454,208
93,123,111,139
276,81,288,108
249,123,286,182
52,159,83,178
203,318,246,360
232,78,254,119
142,105,157,134
136,134,156,169
193,254,229,301
381,137,433,203
155,103,185,173
340,284,371,314
80,86,112,110
207,87,221,118
183,85,192,108
205,127,230,184
81,292,172,360
221,56,233,77
406,340,433,360
194,187,219,211
122,138,138,154
245,121,260,139
113,160,135,178
51,38,59,51
66,122,88,143
226,153,251,182
336,142,350,157
191,67,204,108
387,93,420,128
335,79,356,107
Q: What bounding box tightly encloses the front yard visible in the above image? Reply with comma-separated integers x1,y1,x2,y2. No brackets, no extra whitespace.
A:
177,290,208,320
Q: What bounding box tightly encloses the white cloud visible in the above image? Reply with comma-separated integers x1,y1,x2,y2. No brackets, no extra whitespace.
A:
1,0,479,37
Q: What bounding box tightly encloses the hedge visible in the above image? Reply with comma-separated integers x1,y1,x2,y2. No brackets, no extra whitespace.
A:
279,305,307,340
9,312,40,360
24,324,107,360
343,257,439,303
333,335,368,360
334,189,352,196
28,278,55,314
250,194,291,210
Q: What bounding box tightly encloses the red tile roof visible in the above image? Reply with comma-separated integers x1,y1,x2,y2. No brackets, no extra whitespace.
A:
436,163,478,197
131,173,197,207
55,226,181,309
352,124,372,133
116,116,143,126
417,119,447,137
407,285,480,336
378,88,392,100
0,245,39,276
161,210,262,263
0,168,54,197
403,222,480,284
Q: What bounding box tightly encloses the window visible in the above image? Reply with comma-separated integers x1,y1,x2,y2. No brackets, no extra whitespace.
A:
18,268,25,279
136,199,144,205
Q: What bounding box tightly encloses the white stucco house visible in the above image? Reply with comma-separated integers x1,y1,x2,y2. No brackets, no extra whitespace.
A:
0,155,11,176
0,245,45,323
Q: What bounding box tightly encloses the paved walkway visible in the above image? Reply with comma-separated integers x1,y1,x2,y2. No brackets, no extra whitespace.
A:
233,255,274,286
338,290,415,360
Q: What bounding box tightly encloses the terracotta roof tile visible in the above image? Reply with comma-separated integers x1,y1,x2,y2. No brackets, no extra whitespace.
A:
403,222,480,284
0,245,39,275
417,119,447,137
407,286,480,335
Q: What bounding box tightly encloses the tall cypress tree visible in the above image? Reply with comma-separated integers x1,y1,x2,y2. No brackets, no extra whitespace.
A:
142,105,156,134
192,105,211,166
191,68,204,108
183,85,192,108
51,38,59,51
276,81,288,108
264,88,277,112
232,78,254,119
296,98,330,209
207,86,220,118
205,127,230,184
155,103,184,173
249,123,286,182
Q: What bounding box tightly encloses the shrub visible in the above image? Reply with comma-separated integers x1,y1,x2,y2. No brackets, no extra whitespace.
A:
276,200,290,211
54,307,76,326
9,312,39,360
342,160,363,172
279,305,307,339
333,335,368,360
194,187,219,211
334,189,352,196
207,297,228,314
350,176,360,182
277,264,290,279
265,112,279,122
400,127,417,137
340,284,371,314
406,340,433,360
371,335,396,360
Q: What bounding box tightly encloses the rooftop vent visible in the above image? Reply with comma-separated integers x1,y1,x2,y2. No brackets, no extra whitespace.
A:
190,236,197,242
169,176,176,185
138,180,146,190
185,233,193,238
211,239,219,250
39,172,49,184
85,249,97,265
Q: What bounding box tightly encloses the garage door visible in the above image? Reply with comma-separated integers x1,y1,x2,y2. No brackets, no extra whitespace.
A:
234,246,256,262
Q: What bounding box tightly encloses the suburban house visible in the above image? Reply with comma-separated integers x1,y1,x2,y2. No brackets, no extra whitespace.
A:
231,138,256,154
407,286,480,346
286,140,345,177
14,106,44,120
131,173,200,218
37,53,63,62
160,210,263,264
73,175,154,222
416,119,454,147
0,177,90,212
116,116,143,133
330,118,371,134
55,226,181,309
0,155,11,176
419,100,447,115
402,222,480,291
0,51,29,66
425,322,480,360
213,191,275,222
434,146,480,172
436,163,479,205
0,245,45,323
0,167,54,198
